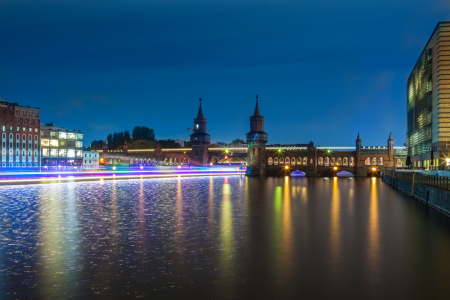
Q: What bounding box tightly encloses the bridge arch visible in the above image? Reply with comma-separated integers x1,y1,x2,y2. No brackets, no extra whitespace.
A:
274,157,278,165
291,157,295,166
268,157,273,165
285,157,290,164
378,157,383,165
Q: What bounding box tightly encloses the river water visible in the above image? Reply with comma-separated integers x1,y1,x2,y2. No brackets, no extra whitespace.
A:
1,176,450,299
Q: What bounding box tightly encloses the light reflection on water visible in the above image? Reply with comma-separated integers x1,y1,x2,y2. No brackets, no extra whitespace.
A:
1,177,450,299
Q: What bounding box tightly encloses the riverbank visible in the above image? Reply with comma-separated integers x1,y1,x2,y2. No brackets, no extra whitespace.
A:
383,174,450,217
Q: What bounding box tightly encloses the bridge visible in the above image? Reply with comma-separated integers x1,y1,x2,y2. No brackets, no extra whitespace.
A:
99,97,407,177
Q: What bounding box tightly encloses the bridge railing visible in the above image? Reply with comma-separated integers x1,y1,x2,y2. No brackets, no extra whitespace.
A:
387,171,450,191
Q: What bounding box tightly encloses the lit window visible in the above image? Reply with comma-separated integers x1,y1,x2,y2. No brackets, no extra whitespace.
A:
75,141,82,148
59,132,67,139
76,134,83,140
50,140,58,147
67,149,75,158
68,133,76,139
196,124,199,129
23,127,26,131
42,148,49,156
59,149,67,157
50,149,58,157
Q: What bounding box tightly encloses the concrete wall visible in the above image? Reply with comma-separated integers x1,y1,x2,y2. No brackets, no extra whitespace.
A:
383,175,450,216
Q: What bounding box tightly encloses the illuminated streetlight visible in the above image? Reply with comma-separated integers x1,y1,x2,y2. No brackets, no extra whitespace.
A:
372,167,376,171
285,166,288,169
333,167,337,170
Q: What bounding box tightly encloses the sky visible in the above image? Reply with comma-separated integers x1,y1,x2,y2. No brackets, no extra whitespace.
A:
1,0,449,147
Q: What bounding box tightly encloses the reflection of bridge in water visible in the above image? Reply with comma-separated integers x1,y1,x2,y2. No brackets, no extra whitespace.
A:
100,97,406,177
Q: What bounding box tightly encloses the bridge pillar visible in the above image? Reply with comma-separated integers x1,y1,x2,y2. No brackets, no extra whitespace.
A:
246,144,267,176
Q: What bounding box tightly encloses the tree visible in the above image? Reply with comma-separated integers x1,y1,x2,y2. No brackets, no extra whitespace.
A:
158,139,181,148
91,140,104,150
132,126,155,141
124,130,131,142
232,138,246,144
107,134,113,149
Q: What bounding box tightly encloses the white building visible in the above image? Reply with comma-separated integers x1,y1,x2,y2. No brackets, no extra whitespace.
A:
82,151,99,170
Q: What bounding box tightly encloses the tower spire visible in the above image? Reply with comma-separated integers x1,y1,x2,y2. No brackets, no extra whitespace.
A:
253,95,261,117
196,98,204,119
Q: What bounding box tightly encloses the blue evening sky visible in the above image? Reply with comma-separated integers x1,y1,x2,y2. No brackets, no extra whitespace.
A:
1,0,449,147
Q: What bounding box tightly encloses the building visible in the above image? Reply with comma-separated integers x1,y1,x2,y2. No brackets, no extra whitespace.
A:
40,122,83,169
82,151,99,170
1,100,41,168
189,98,210,165
407,22,450,168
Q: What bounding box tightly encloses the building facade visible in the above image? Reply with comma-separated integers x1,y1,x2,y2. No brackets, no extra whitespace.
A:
1,100,40,168
82,151,99,170
41,123,83,169
407,22,450,168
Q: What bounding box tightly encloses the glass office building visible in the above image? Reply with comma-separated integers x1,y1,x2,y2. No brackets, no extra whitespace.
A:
40,122,83,169
407,22,450,168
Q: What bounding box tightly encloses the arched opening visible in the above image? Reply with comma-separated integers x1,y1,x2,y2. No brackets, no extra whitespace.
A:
378,157,383,165
318,157,324,166
285,157,290,164
297,157,301,165
331,158,335,166
274,157,278,165
324,157,329,166
349,157,354,166
268,157,273,165
280,157,284,164
303,157,307,166
343,157,348,166
365,157,370,165
372,157,377,165
337,157,342,166
291,157,295,166
164,158,168,164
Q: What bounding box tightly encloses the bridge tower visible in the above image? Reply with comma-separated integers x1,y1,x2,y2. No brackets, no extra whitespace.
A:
190,98,211,166
246,95,268,176
388,132,394,162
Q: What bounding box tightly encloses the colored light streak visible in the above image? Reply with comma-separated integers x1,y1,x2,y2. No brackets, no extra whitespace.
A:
0,170,241,184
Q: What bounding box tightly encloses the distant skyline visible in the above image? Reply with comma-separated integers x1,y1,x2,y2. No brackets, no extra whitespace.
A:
1,0,449,146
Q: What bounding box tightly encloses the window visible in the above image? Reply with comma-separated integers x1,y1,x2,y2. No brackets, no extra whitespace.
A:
42,148,49,156
23,127,26,132
29,128,31,132
343,157,348,166
2,126,5,131
50,132,57,137
268,157,273,165
303,157,307,166
337,157,342,165
59,132,67,139
365,157,370,165
318,157,323,166
16,127,19,132
50,140,58,147
280,157,284,164
50,149,58,157
252,147,256,155
291,157,295,166
28,135,32,142
324,157,329,166
35,112,39,118
59,149,67,157
76,134,83,140
331,158,335,166
75,141,82,148
67,149,75,158
378,157,383,165
372,157,377,165
41,139,50,146
349,157,354,166
274,157,278,165
35,128,38,133
68,133,76,139
60,140,65,147
285,157,290,164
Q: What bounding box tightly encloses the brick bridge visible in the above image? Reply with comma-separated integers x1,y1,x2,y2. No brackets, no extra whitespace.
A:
100,98,406,177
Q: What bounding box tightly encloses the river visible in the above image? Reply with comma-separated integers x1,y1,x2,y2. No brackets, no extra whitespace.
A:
1,176,450,299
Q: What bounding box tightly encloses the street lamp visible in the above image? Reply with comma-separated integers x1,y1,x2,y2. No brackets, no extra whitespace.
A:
333,167,337,170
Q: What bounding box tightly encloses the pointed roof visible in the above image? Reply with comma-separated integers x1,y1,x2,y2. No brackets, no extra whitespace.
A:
388,132,393,140
196,98,204,119
356,132,361,141
253,95,261,117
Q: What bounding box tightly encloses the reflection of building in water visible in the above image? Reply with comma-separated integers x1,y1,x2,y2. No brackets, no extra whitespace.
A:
41,122,83,169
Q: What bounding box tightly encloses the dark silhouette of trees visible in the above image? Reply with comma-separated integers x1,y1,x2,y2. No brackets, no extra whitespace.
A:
132,126,155,141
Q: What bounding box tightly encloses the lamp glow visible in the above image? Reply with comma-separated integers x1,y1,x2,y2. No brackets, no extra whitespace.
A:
334,167,337,170
285,166,288,169
372,167,376,171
